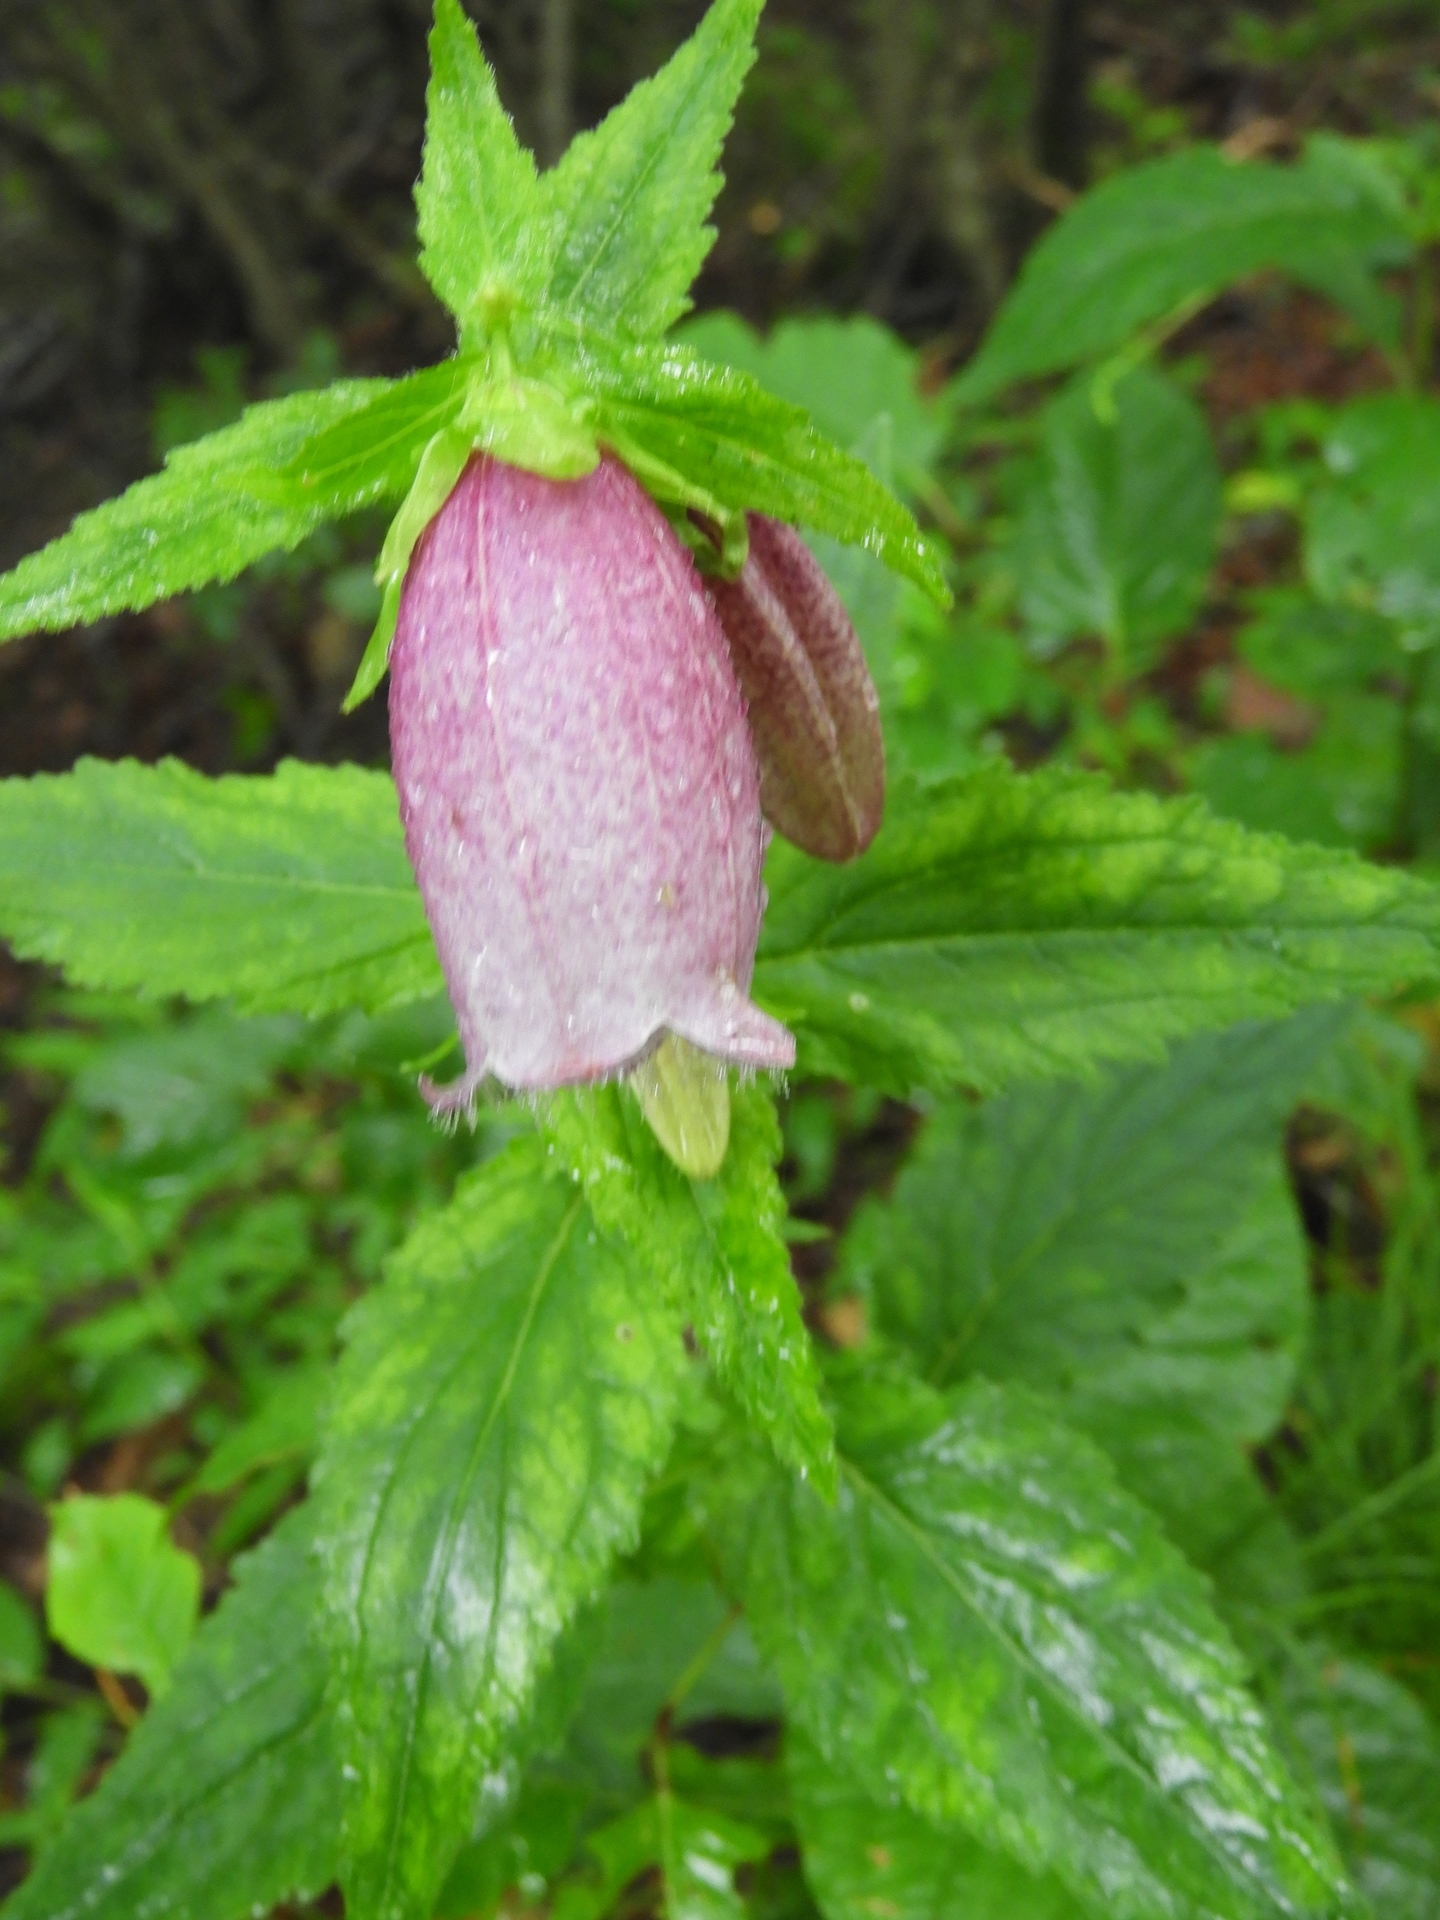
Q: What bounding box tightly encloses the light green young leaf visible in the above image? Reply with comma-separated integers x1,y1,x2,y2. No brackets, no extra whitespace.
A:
540,1079,835,1495
0,758,441,1016
788,1727,1079,1920
541,0,762,341
717,1366,1356,1920
314,1137,688,1920
679,311,942,497
755,764,1440,1096
954,142,1409,406
46,1493,200,1698
1017,365,1222,670
1271,1643,1440,1920
417,0,546,329
8,1512,338,1920
576,338,949,602
269,359,473,521
840,1016,1325,1559
0,380,393,642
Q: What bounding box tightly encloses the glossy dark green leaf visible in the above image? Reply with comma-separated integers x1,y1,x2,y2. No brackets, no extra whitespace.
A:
577,339,949,602
0,759,441,1016
417,0,546,327
541,0,761,340
0,381,392,642
718,1366,1356,1920
954,142,1408,407
754,764,1440,1095
5,1513,338,1920
540,1080,835,1494
1017,366,1221,669
788,1727,1079,1920
840,1016,1324,1559
314,1137,689,1920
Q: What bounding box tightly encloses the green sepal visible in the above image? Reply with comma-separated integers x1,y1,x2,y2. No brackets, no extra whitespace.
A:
459,374,600,477
375,428,477,589
344,578,403,713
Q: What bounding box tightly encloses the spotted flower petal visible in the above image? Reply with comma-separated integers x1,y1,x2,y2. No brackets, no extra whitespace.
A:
388,453,795,1111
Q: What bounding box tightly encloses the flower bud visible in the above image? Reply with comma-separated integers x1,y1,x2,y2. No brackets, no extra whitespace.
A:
388,453,795,1115
707,516,884,863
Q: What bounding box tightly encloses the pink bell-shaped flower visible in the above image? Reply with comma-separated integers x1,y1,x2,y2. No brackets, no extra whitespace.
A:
706,515,885,864
388,452,796,1113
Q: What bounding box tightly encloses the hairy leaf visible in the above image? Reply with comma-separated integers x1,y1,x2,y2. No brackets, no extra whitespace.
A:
541,0,761,340
577,339,949,602
0,382,392,641
1017,366,1222,669
540,1080,835,1494
755,764,1440,1095
954,142,1408,406
718,1367,1355,1920
0,759,440,1016
418,0,546,328
6,1513,338,1920
314,1138,688,1920
840,1017,1323,1555
788,1727,1079,1920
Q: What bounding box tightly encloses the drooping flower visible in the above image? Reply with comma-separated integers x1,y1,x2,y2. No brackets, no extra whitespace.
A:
388,452,796,1117
706,515,885,863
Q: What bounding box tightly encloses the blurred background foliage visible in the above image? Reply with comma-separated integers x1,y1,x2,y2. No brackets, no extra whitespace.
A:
6,0,1440,1911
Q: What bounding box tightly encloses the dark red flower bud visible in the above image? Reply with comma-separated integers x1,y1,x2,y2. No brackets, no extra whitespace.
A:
388,454,795,1115
707,515,885,863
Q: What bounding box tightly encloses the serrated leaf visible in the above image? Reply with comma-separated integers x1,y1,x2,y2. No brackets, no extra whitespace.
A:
788,1726,1079,1920
1016,365,1222,670
541,0,761,340
0,381,393,641
0,758,440,1016
46,1494,200,1698
540,1080,835,1495
417,0,546,329
270,359,474,520
717,1366,1355,1920
755,763,1440,1096
954,143,1409,407
314,1137,688,1920
841,1016,1325,1560
576,338,949,602
679,312,942,496
6,1512,338,1920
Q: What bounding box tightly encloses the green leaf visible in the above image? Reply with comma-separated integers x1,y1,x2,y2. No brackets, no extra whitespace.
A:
754,763,1440,1096
541,0,762,341
269,359,474,522
1271,1644,1440,1920
954,142,1409,406
1016,366,1221,670
0,1581,43,1692
417,0,546,329
555,1794,770,1920
1306,392,1440,626
788,1727,1079,1920
1190,702,1405,855
840,1016,1324,1559
46,1493,200,1698
717,1366,1355,1920
181,1364,328,1502
0,381,393,641
0,758,441,1017
679,312,942,496
7,1513,339,1920
576,338,949,603
314,1136,689,1920
540,1080,835,1495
